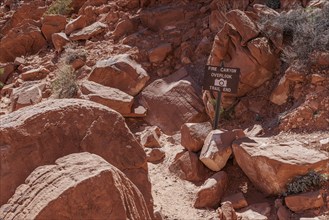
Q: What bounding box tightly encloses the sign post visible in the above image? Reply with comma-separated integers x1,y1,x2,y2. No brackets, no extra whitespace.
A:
203,63,240,130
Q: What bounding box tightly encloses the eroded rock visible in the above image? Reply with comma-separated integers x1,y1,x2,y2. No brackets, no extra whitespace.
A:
0,153,151,220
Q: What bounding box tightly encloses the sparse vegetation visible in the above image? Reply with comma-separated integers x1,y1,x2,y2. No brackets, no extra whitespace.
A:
265,0,280,9
45,0,73,15
284,171,327,196
51,65,78,98
262,3,329,68
65,48,87,64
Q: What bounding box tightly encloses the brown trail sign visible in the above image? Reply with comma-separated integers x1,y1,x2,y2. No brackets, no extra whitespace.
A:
203,64,240,130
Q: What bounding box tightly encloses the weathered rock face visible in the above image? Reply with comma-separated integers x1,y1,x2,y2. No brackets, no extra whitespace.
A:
88,54,150,96
41,15,67,42
232,137,329,195
52,32,70,52
69,21,107,41
199,130,237,171
0,153,151,220
0,99,153,214
169,151,211,183
141,68,207,134
10,81,44,111
140,6,185,31
181,122,213,152
205,9,279,112
65,15,88,35
80,80,134,116
0,22,47,63
194,171,228,209
1,1,46,35
285,190,325,213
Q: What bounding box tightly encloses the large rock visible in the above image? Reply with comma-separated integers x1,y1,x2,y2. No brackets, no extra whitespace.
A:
194,171,228,209
0,153,151,220
148,43,172,63
141,68,207,134
140,6,185,31
41,15,67,41
199,130,237,171
1,1,46,35
169,151,211,182
0,99,153,215
181,122,213,152
285,190,325,213
232,137,329,195
10,81,43,111
0,22,47,63
65,15,88,35
88,54,150,96
80,80,134,116
205,15,278,111
69,21,107,41
226,9,259,45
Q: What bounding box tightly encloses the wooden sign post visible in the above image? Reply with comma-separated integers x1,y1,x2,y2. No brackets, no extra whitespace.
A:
203,63,240,129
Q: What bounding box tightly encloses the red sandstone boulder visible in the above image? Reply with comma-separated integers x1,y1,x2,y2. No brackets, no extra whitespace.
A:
80,80,134,116
222,192,248,210
205,16,279,112
65,15,88,35
69,21,107,41
169,151,212,183
194,171,228,209
232,137,329,195
0,153,151,220
52,32,70,53
20,67,49,81
140,126,162,148
140,7,185,31
113,18,138,40
285,190,325,213
148,43,172,63
41,15,67,42
141,68,207,134
181,122,212,152
226,10,259,45
1,1,46,35
10,81,43,111
199,130,237,171
0,22,47,63
88,54,150,96
0,99,153,215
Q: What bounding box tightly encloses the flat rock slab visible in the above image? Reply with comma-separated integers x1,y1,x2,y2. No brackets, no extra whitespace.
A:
88,54,150,96
0,99,152,214
69,21,107,41
140,68,207,134
232,137,329,195
80,80,133,115
0,153,151,220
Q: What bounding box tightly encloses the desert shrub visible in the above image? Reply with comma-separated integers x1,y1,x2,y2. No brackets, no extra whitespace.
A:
262,3,329,67
265,0,281,9
46,0,72,15
284,171,327,196
51,65,78,98
65,48,87,64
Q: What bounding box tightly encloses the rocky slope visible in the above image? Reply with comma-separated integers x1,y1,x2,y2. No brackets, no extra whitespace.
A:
0,0,328,219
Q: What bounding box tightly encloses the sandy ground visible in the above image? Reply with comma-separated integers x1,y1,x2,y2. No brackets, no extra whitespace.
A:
148,134,218,220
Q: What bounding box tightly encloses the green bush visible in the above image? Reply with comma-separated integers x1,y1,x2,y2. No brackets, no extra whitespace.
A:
262,3,329,67
51,65,78,98
46,0,73,15
284,171,327,196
